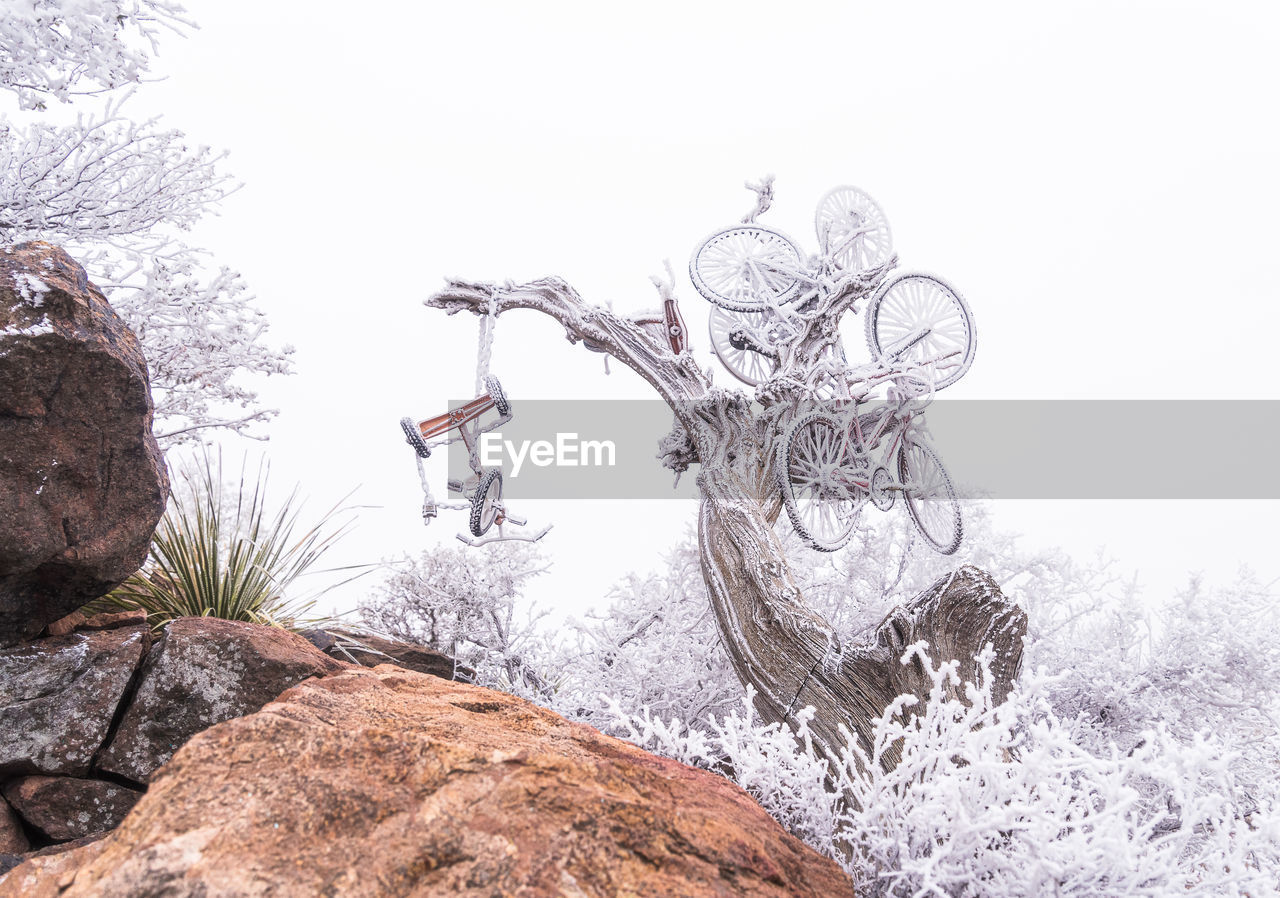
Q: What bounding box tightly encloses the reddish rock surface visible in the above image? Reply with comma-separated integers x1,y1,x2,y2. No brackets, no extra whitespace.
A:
0,242,168,647
0,799,26,855
1,777,141,842
96,617,350,784
0,666,854,897
0,627,148,777
43,612,86,637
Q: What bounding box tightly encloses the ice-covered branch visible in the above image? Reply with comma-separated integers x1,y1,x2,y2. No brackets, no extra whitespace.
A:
428,277,712,410
0,96,236,244
0,0,193,110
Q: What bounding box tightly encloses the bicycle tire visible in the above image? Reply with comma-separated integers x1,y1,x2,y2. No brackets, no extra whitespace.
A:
777,412,864,551
689,225,805,312
897,438,962,554
469,469,503,536
865,272,976,391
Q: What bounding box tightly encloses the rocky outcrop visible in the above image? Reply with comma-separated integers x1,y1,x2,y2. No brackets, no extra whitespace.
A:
1,777,141,842
0,627,148,777
96,618,350,783
302,627,475,681
0,242,168,648
0,666,855,897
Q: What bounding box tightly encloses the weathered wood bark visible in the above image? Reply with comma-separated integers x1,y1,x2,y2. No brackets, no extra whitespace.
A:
428,271,1026,772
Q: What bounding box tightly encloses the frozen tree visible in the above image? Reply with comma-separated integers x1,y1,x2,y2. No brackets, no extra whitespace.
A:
427,271,1026,775
551,530,743,729
1,3,292,441
0,0,191,110
360,542,553,698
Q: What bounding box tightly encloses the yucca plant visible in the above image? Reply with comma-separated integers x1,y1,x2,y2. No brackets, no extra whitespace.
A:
92,451,361,632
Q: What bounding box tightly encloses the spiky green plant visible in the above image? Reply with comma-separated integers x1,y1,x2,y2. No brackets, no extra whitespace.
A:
93,452,360,632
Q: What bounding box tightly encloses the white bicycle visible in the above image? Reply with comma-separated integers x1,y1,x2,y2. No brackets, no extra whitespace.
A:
692,185,975,393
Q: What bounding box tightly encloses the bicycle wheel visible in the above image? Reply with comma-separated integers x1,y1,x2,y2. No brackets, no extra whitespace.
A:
484,375,510,417
400,417,431,458
778,412,865,552
689,225,805,312
815,186,893,272
707,307,778,386
469,469,503,536
865,273,976,390
897,438,961,554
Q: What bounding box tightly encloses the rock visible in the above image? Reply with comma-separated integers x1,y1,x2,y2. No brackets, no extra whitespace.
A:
0,798,26,855
0,667,854,897
295,627,335,652
1,778,141,842
43,612,86,637
96,618,350,784
0,834,105,880
0,242,168,648
0,627,148,777
326,629,474,681
80,610,149,631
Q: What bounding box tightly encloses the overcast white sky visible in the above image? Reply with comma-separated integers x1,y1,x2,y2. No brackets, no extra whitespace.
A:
124,1,1280,618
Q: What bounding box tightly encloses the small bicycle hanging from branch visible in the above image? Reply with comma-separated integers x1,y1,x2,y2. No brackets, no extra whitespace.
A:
399,299,551,546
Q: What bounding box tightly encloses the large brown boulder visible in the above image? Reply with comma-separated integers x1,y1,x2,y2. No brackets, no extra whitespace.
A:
0,626,148,777
0,242,168,648
96,618,351,784
0,666,855,897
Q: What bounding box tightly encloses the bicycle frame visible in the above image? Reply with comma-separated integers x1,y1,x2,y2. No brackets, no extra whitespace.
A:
410,389,512,476
750,223,877,304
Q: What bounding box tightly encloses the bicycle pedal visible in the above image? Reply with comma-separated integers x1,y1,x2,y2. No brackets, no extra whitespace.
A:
446,479,465,494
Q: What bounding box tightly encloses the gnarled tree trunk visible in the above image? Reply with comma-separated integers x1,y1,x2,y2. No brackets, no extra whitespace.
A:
428,271,1025,773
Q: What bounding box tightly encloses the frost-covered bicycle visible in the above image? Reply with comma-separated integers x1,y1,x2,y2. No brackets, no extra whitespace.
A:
693,182,975,393
400,375,526,539
778,364,962,554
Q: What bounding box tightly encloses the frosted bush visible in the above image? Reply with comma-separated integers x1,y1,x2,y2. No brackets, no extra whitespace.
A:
839,645,1279,896
613,644,1280,896
359,542,554,698
1,9,293,441
607,688,844,852
549,532,742,729
0,0,191,110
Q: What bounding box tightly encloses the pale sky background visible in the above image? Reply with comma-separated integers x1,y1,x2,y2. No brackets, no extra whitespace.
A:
121,1,1279,620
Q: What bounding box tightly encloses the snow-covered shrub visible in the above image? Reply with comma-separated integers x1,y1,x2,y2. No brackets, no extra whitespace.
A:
1041,571,1280,817
548,531,742,729
841,645,1279,896
359,542,553,698
614,644,1280,895
608,687,845,855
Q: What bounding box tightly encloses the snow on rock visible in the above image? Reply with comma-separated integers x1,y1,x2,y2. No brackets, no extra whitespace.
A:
0,241,168,647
